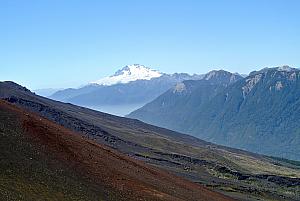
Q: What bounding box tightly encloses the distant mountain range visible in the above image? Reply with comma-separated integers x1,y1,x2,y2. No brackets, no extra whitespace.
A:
33,88,63,97
49,64,204,115
128,66,300,161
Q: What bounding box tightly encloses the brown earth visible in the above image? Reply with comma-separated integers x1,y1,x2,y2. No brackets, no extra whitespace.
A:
0,100,234,201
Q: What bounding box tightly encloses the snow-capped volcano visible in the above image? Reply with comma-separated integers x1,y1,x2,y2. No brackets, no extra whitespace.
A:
91,64,163,86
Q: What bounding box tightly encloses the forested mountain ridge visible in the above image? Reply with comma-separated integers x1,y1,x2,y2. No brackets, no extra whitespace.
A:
128,66,300,161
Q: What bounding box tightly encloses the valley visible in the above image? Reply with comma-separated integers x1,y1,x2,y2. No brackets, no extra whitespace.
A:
2,2,299,200
1,81,299,201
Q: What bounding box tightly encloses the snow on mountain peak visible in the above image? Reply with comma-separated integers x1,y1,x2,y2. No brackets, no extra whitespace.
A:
277,65,295,72
91,64,163,86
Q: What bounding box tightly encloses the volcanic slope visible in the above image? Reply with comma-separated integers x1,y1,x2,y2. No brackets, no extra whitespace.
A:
0,100,233,201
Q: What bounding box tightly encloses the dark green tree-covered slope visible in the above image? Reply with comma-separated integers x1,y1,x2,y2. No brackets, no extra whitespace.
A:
128,66,300,161
128,70,242,133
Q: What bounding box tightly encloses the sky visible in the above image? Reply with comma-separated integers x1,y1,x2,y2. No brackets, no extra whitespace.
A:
1,0,300,89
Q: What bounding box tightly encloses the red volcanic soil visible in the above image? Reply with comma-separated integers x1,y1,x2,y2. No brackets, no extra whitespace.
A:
0,100,234,201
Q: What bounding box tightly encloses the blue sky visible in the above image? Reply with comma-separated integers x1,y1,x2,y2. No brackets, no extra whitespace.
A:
1,0,300,89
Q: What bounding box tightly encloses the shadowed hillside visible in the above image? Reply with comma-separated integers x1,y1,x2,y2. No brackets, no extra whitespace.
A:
128,67,300,161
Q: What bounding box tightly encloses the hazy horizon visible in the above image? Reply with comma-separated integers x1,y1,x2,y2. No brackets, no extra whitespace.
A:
1,0,300,89
2,63,297,91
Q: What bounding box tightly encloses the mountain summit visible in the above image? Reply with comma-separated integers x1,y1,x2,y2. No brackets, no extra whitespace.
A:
50,64,203,115
91,64,163,86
